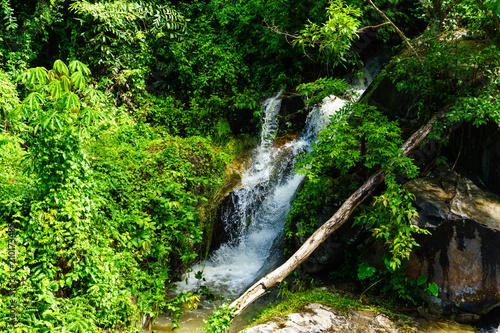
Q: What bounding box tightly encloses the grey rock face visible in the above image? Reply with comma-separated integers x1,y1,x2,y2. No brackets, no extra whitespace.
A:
240,303,411,333
404,167,500,316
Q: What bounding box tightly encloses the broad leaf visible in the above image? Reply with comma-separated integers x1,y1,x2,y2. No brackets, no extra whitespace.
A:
417,274,428,286
21,67,49,87
64,92,81,112
71,71,87,91
53,59,69,76
23,92,45,111
69,59,91,75
60,75,72,91
48,80,64,100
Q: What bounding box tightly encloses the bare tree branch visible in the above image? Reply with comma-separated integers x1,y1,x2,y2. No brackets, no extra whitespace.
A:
367,0,424,66
358,21,391,32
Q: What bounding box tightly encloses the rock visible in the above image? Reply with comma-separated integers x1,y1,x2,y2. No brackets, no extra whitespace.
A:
278,93,307,135
404,166,500,316
240,302,476,333
240,303,410,333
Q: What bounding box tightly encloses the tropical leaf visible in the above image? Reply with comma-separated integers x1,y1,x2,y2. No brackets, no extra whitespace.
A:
48,80,64,100
60,75,72,91
21,67,49,87
71,71,87,91
63,92,81,112
53,59,69,76
23,92,45,111
69,59,91,75
80,107,104,127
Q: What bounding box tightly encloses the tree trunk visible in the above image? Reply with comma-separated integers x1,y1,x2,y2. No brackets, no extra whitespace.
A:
229,112,443,318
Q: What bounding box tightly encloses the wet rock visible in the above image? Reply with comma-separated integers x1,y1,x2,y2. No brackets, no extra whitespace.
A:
404,166,500,316
278,93,307,135
365,73,420,121
208,157,252,252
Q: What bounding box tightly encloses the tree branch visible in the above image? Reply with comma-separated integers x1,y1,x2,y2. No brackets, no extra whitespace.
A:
367,0,423,66
358,21,391,32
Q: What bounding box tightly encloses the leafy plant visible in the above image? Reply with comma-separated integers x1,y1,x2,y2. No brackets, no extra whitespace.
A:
296,77,350,107
417,275,439,297
204,303,235,333
293,0,362,68
355,183,430,272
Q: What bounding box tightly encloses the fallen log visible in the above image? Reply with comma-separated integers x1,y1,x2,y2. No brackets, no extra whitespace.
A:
228,111,444,318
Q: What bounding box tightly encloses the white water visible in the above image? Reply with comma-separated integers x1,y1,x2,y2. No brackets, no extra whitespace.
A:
149,91,352,333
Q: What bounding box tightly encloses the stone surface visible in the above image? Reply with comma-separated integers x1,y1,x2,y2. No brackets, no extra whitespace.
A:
241,303,408,333
404,166,500,315
240,303,475,333
278,93,307,135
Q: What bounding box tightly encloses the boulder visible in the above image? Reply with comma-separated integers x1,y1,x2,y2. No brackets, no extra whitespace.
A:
404,166,500,316
240,302,475,333
241,303,410,333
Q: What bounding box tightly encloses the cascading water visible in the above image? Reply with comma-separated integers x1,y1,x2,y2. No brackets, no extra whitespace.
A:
180,91,351,294
144,66,381,332
141,92,353,333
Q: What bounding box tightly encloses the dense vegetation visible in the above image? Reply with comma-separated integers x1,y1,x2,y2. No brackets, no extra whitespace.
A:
1,0,500,332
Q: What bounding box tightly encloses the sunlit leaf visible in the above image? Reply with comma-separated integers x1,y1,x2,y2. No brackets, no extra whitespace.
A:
53,59,69,76
64,92,81,112
69,59,91,75
71,71,87,91
60,75,72,91
23,92,45,111
48,80,63,100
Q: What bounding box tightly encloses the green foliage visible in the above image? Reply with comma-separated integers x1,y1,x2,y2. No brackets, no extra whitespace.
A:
390,29,500,119
296,77,350,107
1,60,230,331
166,291,200,330
18,60,103,200
284,174,358,253
204,303,235,333
446,81,500,127
358,262,376,280
285,179,334,242
296,102,417,180
355,183,430,272
293,0,362,68
69,0,185,84
417,275,439,297
0,69,20,132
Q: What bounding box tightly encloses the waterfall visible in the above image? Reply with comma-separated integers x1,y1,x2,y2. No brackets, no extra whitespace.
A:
149,65,381,333
175,92,351,303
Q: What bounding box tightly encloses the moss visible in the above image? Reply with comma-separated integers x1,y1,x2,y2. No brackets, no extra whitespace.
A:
248,286,415,330
250,287,362,327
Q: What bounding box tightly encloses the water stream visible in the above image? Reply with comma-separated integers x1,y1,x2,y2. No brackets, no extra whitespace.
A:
141,61,500,333
141,90,351,333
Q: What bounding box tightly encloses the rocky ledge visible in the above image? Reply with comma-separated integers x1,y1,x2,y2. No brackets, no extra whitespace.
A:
240,303,474,333
404,166,500,318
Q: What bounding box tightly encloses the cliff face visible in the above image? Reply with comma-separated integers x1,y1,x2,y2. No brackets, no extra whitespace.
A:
405,167,500,316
